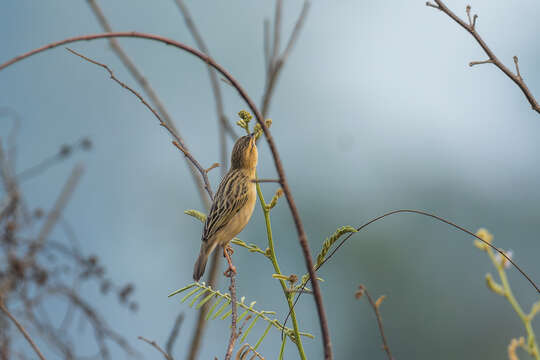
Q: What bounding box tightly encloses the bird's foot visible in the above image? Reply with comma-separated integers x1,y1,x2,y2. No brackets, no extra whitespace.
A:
223,244,236,277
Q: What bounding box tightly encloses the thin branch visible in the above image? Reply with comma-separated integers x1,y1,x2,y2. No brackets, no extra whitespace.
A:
224,272,238,360
138,336,172,360
469,59,494,67
271,0,283,71
261,1,310,118
0,31,333,360
165,313,184,356
320,209,538,292
65,47,215,201
251,178,281,183
30,164,84,258
0,300,47,360
355,285,393,360
174,0,237,141
428,0,540,114
172,141,214,200
86,0,211,210
263,19,271,74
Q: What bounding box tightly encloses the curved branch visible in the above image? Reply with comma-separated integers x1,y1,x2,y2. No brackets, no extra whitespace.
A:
0,31,333,359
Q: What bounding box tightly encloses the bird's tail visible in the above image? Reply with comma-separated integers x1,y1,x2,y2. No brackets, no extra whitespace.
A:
193,244,210,281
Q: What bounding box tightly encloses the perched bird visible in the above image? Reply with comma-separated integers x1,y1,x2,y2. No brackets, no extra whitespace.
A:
193,134,258,281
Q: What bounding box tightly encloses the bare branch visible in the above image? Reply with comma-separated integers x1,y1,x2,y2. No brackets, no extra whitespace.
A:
138,336,172,360
0,300,47,360
174,0,237,141
428,0,540,114
513,56,522,80
165,313,184,357
261,1,310,118
271,0,283,71
469,59,494,67
30,164,84,257
172,141,214,200
65,47,216,201
355,285,393,360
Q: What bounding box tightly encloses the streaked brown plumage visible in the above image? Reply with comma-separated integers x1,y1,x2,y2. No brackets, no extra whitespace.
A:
193,134,258,281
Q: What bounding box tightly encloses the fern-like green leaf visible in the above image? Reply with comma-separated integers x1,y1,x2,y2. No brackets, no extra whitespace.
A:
315,225,357,268
170,282,314,348
184,209,207,223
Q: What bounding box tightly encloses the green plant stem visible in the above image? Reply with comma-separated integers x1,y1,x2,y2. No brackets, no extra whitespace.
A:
256,180,307,360
487,249,539,359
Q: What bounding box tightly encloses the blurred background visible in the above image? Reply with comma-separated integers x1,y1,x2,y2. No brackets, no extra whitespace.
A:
1,0,539,359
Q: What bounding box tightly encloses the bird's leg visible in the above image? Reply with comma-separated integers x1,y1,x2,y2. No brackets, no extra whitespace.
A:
223,244,237,277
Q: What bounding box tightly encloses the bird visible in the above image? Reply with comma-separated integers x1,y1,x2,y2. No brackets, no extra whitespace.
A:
193,133,258,281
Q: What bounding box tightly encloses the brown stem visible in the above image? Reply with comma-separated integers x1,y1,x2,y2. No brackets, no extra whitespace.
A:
165,313,184,356
64,47,216,201
0,31,333,359
138,336,172,360
428,0,540,114
0,300,47,360
356,286,393,360
86,0,211,209
224,265,238,360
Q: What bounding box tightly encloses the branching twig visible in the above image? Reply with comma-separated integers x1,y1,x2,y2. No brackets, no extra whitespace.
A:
261,1,310,118
427,0,540,114
86,0,211,209
355,285,393,360
138,336,172,360
0,300,47,360
174,0,237,141
165,313,184,357
0,31,333,360
65,47,216,201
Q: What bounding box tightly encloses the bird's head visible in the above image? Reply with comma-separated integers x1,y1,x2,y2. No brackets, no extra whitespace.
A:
231,133,258,170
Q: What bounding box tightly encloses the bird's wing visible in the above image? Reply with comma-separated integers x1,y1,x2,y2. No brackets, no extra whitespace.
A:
202,170,249,242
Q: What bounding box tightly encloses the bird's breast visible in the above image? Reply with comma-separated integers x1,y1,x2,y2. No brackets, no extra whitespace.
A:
216,182,256,246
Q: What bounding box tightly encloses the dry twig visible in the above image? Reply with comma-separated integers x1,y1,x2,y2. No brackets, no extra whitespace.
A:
0,300,47,360
65,47,216,201
138,336,172,360
86,0,211,210
355,285,393,360
426,0,540,114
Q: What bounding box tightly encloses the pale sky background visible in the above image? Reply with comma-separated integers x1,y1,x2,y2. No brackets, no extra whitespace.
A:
1,1,539,359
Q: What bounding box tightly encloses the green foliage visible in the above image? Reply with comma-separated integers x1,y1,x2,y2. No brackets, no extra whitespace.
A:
169,282,313,349
315,225,357,269
474,228,539,359
184,209,206,222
